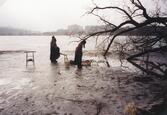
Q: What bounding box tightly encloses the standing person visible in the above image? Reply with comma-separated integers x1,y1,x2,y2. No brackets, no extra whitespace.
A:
74,40,86,69
50,36,60,63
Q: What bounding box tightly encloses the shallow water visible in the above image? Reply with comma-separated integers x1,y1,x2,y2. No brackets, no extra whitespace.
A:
0,35,131,90
1,36,165,115
0,35,134,67
0,36,135,114
0,35,103,51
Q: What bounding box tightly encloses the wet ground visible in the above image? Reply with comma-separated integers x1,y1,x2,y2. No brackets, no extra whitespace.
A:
0,51,167,115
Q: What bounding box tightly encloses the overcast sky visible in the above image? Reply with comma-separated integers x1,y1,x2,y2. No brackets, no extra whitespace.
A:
0,0,166,32
0,0,100,32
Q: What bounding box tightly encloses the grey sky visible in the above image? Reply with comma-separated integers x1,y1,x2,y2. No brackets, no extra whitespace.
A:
0,0,99,32
0,0,166,32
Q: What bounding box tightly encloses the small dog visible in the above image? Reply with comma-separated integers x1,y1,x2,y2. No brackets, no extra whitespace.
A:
64,54,92,67
82,60,92,66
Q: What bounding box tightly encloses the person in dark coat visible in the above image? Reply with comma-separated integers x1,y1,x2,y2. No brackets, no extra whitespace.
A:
74,40,86,69
50,36,60,63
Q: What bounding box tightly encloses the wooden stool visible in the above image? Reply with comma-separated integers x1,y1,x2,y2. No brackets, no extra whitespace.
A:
24,51,36,66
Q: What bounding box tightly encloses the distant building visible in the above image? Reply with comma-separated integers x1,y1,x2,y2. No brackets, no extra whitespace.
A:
85,25,106,34
55,29,68,35
67,24,84,35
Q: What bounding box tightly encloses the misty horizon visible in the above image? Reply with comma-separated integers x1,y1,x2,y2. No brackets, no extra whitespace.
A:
0,0,101,32
0,0,166,32
0,24,103,33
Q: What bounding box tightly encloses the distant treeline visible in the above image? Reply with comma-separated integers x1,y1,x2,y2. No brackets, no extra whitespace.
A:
43,25,167,36
0,27,41,35
0,26,166,36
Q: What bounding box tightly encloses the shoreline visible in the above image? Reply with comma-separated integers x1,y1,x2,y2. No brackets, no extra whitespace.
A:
0,50,167,115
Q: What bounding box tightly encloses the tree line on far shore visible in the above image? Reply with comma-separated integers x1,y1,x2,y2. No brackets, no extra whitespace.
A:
1,25,167,36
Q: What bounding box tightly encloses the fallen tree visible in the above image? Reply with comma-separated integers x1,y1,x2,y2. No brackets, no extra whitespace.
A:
84,0,167,77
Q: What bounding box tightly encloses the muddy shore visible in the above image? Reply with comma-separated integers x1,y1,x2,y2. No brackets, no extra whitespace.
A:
0,51,167,115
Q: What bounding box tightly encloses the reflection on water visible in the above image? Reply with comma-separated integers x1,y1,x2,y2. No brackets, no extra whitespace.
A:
0,37,132,92
0,36,99,52
0,78,11,85
0,36,163,115
0,36,135,90
0,35,132,66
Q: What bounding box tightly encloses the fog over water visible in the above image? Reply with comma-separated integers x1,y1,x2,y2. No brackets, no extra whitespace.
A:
0,0,167,114
0,0,164,32
0,35,133,68
0,0,99,31
0,36,166,115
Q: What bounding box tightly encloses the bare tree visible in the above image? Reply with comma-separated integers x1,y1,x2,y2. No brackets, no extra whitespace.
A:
85,0,167,77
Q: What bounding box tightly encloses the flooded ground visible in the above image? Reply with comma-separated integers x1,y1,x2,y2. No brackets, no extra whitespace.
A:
0,36,167,115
